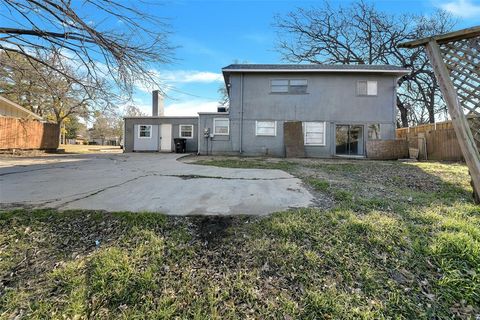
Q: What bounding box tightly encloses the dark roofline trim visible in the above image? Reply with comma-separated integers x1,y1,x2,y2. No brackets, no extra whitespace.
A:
222,68,410,75
124,116,198,119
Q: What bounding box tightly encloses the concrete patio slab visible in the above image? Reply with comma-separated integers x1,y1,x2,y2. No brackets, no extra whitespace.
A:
0,153,313,215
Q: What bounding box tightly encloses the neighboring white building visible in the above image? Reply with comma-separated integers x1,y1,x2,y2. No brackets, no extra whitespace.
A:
0,95,43,121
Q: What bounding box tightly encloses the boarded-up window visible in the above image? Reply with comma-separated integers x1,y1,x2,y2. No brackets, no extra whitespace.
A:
271,79,308,94
357,80,377,96
303,122,326,145
214,118,229,135
256,121,276,136
368,124,381,140
138,125,152,138
179,125,193,138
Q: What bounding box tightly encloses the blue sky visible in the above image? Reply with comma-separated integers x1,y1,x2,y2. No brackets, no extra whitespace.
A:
3,0,479,116
132,0,480,116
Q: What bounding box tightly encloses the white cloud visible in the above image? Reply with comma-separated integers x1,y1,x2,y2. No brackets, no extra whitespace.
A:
164,100,218,116
439,0,480,18
157,70,223,83
134,69,223,94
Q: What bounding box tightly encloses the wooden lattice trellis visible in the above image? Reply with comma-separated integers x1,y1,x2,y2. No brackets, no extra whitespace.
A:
400,26,480,203
441,38,480,147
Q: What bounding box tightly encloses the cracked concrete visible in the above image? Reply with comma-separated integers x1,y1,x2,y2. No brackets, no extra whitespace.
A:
0,153,313,215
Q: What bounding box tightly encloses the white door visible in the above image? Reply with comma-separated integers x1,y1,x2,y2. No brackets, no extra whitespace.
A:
160,124,172,152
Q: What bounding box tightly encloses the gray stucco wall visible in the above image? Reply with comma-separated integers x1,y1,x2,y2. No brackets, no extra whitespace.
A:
133,124,159,151
124,117,198,152
198,72,398,157
197,113,239,155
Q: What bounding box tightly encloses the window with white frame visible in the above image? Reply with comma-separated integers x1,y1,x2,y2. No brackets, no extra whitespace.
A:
368,124,381,140
213,118,229,135
271,79,308,94
357,80,378,96
138,125,152,138
303,122,326,145
179,124,193,139
256,121,276,136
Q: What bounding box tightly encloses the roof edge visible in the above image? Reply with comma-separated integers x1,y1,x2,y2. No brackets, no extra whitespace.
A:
0,95,44,121
222,68,410,75
123,116,199,119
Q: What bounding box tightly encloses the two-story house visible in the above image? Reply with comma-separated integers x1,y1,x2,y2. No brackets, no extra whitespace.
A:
123,64,409,158
196,64,409,157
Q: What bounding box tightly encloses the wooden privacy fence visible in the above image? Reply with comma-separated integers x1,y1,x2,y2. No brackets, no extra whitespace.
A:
396,121,453,139
396,127,479,161
396,117,480,161
0,117,59,150
424,128,464,161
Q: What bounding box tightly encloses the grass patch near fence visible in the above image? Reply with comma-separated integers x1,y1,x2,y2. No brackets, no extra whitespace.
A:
1,159,479,319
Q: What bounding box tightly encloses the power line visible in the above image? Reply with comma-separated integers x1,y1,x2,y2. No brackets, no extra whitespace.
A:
163,84,219,101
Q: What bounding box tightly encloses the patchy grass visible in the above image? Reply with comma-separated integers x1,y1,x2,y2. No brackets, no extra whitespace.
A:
1,158,479,319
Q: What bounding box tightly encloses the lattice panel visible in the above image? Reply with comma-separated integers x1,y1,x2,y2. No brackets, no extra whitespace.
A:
440,37,480,146
440,37,480,115
469,116,480,148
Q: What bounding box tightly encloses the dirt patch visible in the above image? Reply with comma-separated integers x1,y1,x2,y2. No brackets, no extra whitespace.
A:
190,216,237,246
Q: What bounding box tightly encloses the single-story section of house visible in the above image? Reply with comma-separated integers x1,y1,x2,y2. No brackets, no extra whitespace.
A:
124,64,410,158
123,91,198,152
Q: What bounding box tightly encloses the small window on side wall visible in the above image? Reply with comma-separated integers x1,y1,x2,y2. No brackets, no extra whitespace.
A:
179,125,193,139
256,121,276,136
213,118,229,135
138,125,152,138
357,80,377,96
368,124,381,140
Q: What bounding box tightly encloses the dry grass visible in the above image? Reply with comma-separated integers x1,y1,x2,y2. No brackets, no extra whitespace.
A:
0,158,479,319
60,144,122,154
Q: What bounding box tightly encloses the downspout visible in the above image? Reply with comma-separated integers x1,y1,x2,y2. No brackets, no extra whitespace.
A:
122,118,126,152
239,73,244,154
197,115,201,155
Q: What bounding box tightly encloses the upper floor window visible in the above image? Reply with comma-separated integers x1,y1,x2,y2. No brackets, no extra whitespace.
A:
271,79,308,94
138,125,152,138
179,125,193,139
357,80,377,96
213,118,229,135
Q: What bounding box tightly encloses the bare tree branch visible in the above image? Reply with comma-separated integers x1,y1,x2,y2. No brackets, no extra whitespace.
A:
273,0,455,126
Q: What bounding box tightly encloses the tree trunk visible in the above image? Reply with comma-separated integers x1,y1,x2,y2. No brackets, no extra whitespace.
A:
428,89,435,123
397,97,409,128
57,119,63,145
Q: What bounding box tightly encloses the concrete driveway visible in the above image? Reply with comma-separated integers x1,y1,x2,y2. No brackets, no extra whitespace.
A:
0,153,313,215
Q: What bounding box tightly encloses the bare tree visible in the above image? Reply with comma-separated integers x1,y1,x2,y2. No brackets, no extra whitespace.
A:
274,1,455,127
123,105,147,117
0,0,174,95
218,85,229,110
0,50,115,126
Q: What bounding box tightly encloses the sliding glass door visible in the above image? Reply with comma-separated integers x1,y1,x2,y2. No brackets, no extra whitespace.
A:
335,125,364,156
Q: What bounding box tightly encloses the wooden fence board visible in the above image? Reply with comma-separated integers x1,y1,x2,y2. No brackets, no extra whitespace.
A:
426,128,464,161
0,117,59,150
